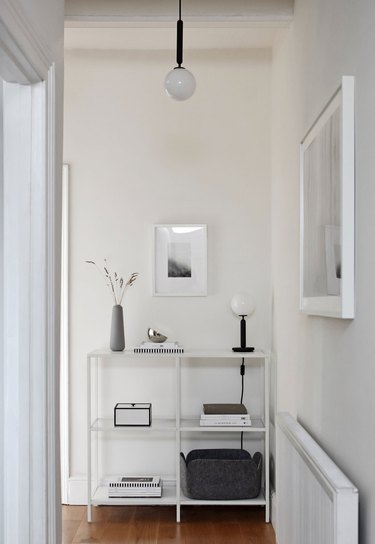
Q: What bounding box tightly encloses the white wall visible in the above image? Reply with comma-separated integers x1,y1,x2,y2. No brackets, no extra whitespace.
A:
64,46,272,492
272,0,375,541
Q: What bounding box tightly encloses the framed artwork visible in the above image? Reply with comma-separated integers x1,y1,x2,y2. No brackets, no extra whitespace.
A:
153,224,207,296
300,76,355,318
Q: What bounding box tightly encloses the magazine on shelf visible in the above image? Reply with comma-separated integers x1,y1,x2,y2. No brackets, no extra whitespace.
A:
108,476,162,498
108,476,160,488
134,342,184,354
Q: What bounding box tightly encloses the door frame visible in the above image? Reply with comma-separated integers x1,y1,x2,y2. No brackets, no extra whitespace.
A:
1,2,61,542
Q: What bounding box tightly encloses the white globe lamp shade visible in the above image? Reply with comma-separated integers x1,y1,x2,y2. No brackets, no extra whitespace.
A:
230,293,255,317
165,67,196,101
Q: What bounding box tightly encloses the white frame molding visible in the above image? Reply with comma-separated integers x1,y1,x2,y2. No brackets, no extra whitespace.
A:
300,76,355,319
1,2,61,542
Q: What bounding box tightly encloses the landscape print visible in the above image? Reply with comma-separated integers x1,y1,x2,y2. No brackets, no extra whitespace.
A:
168,242,192,277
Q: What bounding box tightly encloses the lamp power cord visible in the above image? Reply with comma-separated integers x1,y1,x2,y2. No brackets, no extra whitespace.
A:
240,357,245,449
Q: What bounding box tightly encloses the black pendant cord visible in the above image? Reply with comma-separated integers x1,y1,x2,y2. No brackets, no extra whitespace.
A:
176,0,183,67
240,357,245,449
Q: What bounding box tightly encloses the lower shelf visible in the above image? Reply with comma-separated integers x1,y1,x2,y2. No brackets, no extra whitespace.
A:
90,483,266,507
179,488,266,506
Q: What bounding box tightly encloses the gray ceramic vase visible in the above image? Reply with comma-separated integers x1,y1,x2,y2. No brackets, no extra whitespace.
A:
110,304,125,351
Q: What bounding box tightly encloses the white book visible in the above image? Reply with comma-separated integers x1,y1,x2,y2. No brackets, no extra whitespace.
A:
200,412,250,420
108,487,162,494
200,419,252,426
108,489,162,498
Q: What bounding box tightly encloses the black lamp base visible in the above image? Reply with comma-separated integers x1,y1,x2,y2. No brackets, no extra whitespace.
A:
232,347,254,352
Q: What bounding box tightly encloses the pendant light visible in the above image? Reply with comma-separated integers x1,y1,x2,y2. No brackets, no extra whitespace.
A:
164,0,196,101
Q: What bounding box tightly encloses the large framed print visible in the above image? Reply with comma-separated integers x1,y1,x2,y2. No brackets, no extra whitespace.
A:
153,224,207,296
300,76,355,318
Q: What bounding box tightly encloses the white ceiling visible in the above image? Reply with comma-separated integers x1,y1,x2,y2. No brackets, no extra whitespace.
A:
65,0,294,24
65,0,293,50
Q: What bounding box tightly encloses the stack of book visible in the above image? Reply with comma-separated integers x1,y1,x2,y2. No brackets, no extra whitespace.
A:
134,342,184,354
200,403,252,427
108,476,162,498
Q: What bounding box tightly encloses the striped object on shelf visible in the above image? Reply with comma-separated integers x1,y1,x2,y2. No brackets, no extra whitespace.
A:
134,342,184,354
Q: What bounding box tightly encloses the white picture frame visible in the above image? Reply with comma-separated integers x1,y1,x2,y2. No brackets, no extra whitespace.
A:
300,76,355,318
153,224,207,296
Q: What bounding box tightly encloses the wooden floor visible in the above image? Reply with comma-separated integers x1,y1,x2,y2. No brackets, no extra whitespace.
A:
62,505,276,544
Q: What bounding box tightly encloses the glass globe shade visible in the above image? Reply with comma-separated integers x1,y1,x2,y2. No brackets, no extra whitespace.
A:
165,67,196,101
230,293,255,317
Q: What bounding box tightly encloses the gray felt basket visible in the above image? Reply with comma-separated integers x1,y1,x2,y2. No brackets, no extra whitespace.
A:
180,448,262,500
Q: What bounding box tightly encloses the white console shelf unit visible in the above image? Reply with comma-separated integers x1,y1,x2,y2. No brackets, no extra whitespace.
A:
87,349,270,523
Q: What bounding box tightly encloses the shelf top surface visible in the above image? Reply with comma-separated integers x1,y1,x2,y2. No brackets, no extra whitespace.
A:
92,484,176,505
91,484,266,506
180,488,266,505
88,348,266,359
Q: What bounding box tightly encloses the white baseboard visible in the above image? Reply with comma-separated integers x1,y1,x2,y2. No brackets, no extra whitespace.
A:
271,489,277,536
65,477,87,505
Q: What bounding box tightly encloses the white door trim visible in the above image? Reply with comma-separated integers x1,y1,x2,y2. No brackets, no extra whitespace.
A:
60,164,70,505
46,62,60,543
1,2,60,542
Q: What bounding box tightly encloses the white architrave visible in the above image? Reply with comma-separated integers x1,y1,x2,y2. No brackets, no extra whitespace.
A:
0,79,4,542
1,2,60,543
60,164,70,505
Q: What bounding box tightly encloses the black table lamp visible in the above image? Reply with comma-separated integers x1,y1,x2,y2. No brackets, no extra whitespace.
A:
231,293,255,352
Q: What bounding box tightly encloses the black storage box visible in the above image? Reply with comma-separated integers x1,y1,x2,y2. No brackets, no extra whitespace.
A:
180,448,262,500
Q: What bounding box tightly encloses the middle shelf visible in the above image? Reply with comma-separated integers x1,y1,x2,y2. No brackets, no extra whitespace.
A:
90,417,266,433
91,418,177,432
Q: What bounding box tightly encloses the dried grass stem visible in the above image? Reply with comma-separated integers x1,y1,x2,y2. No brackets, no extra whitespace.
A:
86,260,138,305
